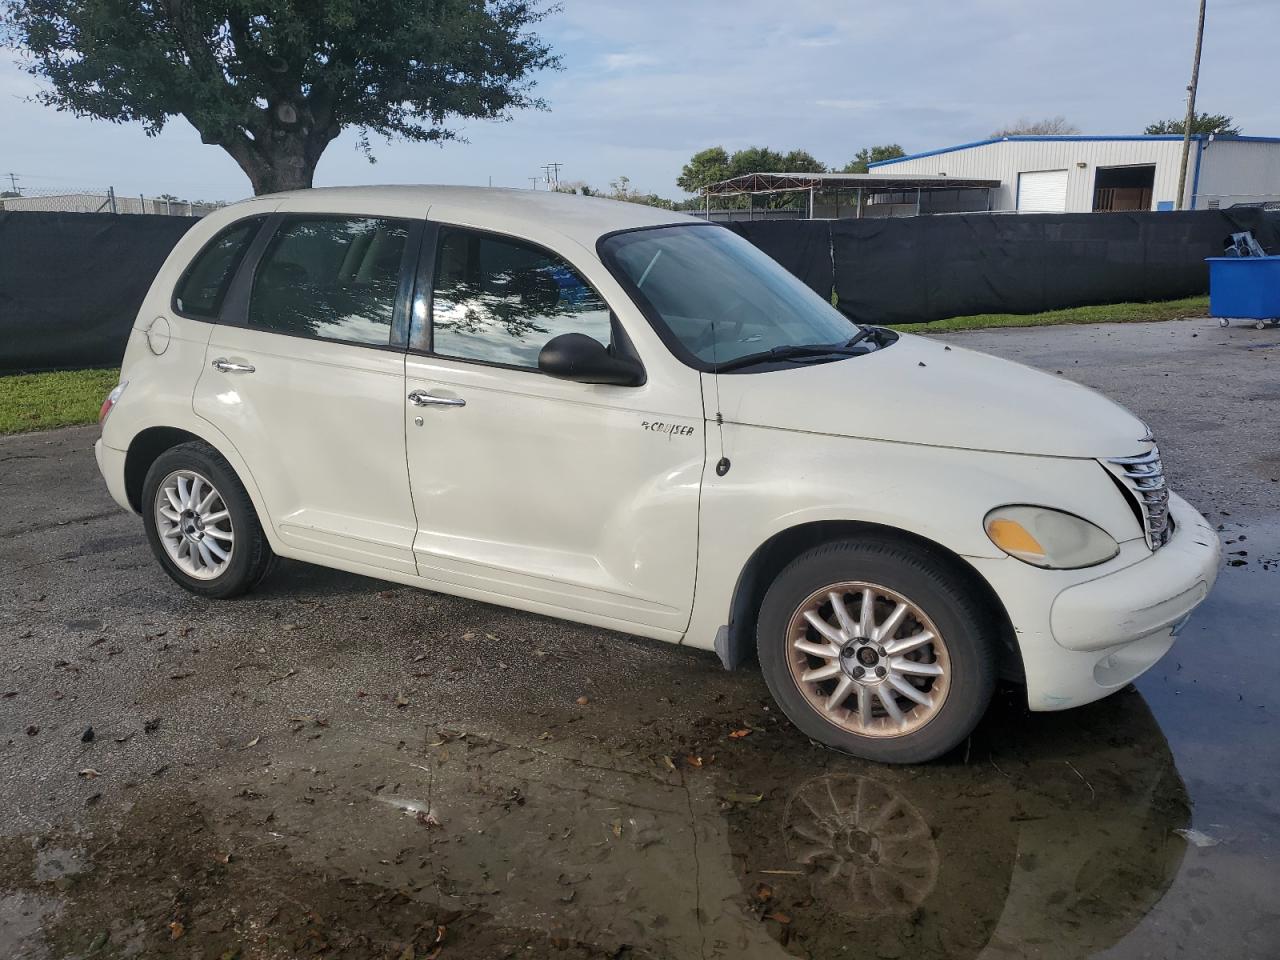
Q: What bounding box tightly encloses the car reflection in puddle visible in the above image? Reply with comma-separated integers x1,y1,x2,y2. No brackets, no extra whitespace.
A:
783,774,940,921
1,687,1188,959
730,689,1188,958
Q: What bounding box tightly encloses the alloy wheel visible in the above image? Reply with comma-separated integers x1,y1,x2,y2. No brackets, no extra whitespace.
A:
785,581,950,738
153,469,235,580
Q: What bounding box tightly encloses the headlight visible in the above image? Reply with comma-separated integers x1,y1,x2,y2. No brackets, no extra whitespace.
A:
984,505,1119,569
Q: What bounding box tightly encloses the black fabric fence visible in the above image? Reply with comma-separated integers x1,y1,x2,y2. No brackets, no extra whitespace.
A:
4,208,1279,374
724,219,835,301
822,209,1277,325
0,211,198,373
831,209,1280,324
724,210,1280,323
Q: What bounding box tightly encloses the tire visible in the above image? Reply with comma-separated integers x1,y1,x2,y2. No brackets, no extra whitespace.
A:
757,537,998,764
141,441,274,599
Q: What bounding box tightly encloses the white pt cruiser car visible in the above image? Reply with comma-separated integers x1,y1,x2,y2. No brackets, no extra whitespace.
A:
96,187,1221,763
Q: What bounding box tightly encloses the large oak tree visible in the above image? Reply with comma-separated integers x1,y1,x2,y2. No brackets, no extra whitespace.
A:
4,0,558,194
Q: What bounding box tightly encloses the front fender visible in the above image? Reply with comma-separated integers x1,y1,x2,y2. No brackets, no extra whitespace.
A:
683,423,1141,653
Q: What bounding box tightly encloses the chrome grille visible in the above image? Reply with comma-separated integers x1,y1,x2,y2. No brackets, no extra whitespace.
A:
1106,447,1171,550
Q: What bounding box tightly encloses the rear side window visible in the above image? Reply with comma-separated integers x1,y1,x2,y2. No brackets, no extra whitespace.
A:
173,217,262,318
422,227,611,367
248,217,409,346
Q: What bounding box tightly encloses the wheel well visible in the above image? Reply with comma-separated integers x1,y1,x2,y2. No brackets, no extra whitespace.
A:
123,427,204,512
722,520,1023,681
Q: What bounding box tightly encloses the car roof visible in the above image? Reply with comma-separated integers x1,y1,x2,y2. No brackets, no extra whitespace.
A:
260,185,698,250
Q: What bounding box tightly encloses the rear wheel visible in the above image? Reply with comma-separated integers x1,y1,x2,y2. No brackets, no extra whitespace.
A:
758,538,997,764
141,441,273,599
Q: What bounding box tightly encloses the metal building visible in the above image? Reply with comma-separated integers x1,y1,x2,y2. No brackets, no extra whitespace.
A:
869,134,1280,213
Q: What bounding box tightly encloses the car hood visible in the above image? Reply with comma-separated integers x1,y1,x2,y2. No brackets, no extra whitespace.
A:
707,332,1150,458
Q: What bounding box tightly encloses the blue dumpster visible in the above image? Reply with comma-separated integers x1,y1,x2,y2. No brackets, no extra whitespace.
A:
1206,255,1280,328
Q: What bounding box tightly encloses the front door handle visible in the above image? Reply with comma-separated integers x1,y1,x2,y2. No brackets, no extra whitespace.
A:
408,390,465,408
211,358,255,374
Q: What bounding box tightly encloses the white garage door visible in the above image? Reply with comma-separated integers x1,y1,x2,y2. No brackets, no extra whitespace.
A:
1017,170,1069,212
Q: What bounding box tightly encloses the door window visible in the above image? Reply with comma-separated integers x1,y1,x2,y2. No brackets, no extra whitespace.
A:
249,217,409,346
173,217,263,318
422,228,611,367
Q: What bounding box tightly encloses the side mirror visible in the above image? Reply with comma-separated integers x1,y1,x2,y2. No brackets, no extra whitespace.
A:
538,333,645,386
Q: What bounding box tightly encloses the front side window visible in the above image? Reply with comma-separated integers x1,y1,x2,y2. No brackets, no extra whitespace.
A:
600,224,864,367
173,217,263,318
425,228,611,368
248,217,409,346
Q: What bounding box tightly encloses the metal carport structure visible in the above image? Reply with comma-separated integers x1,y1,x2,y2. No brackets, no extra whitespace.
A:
698,172,1001,219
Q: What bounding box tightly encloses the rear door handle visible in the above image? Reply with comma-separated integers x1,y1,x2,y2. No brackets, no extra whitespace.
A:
408,390,465,408
212,358,255,374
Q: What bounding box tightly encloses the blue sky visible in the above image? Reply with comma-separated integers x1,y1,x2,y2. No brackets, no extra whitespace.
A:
1,0,1277,203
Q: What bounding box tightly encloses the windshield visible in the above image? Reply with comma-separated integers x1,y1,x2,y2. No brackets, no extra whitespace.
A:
600,224,866,367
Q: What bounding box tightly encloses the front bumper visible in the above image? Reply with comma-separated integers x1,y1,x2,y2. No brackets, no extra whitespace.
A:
95,438,133,514
970,492,1220,711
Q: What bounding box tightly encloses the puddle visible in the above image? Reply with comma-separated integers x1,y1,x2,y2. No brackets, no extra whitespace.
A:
0,689,1203,959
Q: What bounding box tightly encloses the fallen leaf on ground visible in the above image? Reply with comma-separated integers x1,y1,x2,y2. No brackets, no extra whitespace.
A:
728,728,752,739
245,736,260,748
724,792,763,805
576,695,589,705
755,882,773,901
1174,827,1221,848
765,911,791,924
685,755,703,768
395,693,410,708
168,920,185,940
78,768,101,779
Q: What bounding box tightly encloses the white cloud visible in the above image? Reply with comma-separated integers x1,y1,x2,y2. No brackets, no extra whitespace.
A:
599,52,657,71
1,0,1277,200
814,99,885,112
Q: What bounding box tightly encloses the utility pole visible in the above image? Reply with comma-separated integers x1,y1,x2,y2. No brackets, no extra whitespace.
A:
1175,0,1208,210
528,177,539,190
4,172,19,194
543,162,562,190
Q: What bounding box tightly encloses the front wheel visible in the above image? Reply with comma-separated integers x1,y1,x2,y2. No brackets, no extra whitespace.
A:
141,441,273,599
757,538,998,764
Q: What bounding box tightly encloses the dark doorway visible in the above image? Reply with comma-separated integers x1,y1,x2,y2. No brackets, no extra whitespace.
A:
1093,165,1155,212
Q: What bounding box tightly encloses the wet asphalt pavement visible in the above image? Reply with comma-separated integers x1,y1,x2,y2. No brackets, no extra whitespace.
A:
1,318,1277,959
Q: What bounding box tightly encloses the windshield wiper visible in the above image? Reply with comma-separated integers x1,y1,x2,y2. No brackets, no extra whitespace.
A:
845,326,873,349
713,342,859,373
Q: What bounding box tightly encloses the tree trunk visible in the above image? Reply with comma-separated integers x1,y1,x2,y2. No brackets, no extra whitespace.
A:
207,119,340,196
223,135,317,196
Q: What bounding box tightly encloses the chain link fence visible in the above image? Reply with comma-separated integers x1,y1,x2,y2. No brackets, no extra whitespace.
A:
0,185,222,217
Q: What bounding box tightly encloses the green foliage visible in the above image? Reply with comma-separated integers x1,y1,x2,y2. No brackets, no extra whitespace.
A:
677,144,831,195
0,367,119,434
990,116,1079,137
1144,113,1241,136
3,0,559,194
676,146,730,194
887,297,1209,334
780,149,825,173
841,144,905,174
